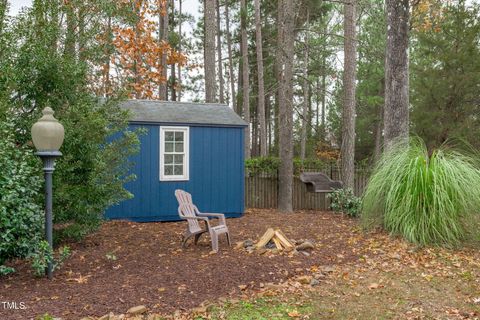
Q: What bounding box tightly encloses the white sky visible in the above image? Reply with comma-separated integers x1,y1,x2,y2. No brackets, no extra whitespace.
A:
10,0,202,17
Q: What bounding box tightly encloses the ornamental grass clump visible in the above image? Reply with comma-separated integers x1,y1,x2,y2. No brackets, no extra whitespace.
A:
362,138,480,246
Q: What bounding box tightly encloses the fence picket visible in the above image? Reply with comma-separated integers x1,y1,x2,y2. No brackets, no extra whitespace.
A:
245,164,369,210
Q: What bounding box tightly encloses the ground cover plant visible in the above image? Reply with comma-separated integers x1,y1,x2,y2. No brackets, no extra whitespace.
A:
362,137,480,246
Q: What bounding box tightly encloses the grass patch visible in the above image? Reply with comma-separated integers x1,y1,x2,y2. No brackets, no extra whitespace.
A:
362,137,480,246
203,297,313,320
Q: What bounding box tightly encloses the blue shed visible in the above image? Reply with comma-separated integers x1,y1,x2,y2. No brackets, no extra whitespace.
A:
106,100,247,222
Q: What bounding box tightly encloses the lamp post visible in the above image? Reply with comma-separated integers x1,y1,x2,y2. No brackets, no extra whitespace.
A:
31,107,64,279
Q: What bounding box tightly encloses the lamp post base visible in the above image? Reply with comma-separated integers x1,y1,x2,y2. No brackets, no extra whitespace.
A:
36,151,62,279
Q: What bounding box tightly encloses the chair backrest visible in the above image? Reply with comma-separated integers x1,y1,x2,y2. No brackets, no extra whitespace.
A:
175,190,202,233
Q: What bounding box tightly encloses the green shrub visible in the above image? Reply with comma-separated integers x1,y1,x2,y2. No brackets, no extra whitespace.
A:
362,138,480,246
245,157,281,175
245,157,332,176
328,188,361,217
0,120,43,267
29,241,71,277
0,7,142,241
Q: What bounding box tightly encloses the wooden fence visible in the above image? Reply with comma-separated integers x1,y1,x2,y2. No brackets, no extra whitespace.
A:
245,167,369,210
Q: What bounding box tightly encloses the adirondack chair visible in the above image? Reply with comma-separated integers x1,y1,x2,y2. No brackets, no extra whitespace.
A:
175,189,231,252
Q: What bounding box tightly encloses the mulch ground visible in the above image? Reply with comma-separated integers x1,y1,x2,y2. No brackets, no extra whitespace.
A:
0,209,368,320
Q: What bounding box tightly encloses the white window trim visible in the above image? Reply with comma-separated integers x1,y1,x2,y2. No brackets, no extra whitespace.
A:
159,126,189,181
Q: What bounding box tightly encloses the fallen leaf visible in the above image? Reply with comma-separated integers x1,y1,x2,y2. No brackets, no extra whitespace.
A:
368,283,380,290
287,310,301,318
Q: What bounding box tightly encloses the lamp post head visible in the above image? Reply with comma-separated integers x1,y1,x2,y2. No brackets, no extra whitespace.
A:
31,107,65,153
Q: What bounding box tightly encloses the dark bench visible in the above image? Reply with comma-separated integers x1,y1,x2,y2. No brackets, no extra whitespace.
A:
299,172,343,193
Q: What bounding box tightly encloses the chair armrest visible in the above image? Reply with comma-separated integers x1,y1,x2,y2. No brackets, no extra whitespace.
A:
180,215,211,228
197,212,226,225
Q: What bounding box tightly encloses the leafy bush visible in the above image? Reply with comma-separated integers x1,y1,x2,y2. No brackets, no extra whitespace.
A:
29,241,71,277
328,188,361,217
245,157,281,175
0,8,141,241
0,119,43,267
362,138,480,246
245,157,332,176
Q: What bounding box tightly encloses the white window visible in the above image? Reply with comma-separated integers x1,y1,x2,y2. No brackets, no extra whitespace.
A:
160,126,189,181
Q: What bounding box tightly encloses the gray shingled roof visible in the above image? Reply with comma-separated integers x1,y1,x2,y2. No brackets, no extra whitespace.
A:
120,100,247,127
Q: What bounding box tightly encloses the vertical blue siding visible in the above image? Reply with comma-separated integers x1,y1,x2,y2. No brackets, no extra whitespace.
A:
105,124,245,221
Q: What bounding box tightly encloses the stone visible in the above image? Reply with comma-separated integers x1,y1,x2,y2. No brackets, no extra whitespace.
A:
173,310,182,319
127,305,147,316
296,241,315,251
243,239,254,248
301,251,310,257
310,279,320,286
297,275,313,285
314,272,326,280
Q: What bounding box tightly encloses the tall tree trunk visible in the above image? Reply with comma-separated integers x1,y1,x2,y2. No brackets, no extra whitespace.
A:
159,0,169,100
237,54,242,114
169,0,176,101
177,0,182,100
216,0,225,104
225,0,236,111
63,1,76,59
373,78,385,163
103,15,112,97
134,1,142,99
274,0,284,155
300,9,310,160
252,105,258,156
77,3,85,61
341,0,357,190
278,0,295,213
384,0,409,149
254,0,267,157
321,58,326,128
204,0,217,102
241,0,250,158
266,94,272,152
171,63,177,101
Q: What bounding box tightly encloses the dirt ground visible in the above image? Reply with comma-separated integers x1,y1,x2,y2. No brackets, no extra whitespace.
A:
0,209,367,320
